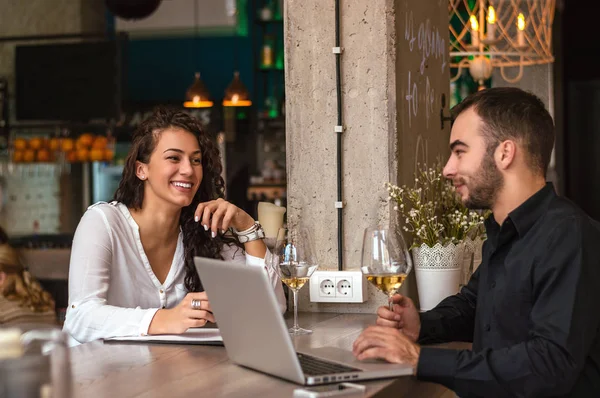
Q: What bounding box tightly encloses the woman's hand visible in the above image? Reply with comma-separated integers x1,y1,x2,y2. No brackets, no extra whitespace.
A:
194,198,255,238
148,292,214,335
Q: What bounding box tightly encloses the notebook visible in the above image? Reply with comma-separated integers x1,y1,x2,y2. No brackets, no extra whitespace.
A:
104,327,223,346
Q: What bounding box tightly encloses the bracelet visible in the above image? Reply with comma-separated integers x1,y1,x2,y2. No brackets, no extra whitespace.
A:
232,221,265,243
232,221,259,235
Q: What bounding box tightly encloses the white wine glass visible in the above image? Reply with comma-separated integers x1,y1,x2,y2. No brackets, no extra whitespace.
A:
272,227,318,335
360,225,412,311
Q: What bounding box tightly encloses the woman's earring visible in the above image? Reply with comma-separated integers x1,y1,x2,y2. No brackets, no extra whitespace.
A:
140,175,146,180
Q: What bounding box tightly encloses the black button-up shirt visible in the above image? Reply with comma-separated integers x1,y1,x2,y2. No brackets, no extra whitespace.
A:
416,183,600,397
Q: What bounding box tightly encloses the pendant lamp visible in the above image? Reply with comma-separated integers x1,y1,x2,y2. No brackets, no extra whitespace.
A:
183,72,213,108
222,71,252,107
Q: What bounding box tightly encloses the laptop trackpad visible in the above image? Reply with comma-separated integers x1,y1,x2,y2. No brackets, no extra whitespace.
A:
303,347,412,372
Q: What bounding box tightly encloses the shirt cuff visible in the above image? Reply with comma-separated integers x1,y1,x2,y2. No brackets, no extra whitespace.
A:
418,311,444,344
246,252,266,266
139,308,160,336
417,347,458,388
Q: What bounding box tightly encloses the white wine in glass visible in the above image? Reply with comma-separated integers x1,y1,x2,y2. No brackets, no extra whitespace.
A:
273,227,318,335
361,225,412,310
365,273,409,296
279,276,311,290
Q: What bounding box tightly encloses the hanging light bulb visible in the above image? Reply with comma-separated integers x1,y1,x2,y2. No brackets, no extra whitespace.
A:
469,15,480,47
222,71,252,107
183,72,213,108
516,13,526,48
486,6,496,40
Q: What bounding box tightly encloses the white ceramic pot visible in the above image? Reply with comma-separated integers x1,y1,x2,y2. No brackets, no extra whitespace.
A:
412,241,466,312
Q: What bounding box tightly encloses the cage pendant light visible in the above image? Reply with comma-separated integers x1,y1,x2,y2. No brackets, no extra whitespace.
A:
183,72,214,108
449,0,555,88
223,71,252,107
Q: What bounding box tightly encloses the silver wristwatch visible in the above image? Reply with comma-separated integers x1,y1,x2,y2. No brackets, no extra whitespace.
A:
232,221,265,243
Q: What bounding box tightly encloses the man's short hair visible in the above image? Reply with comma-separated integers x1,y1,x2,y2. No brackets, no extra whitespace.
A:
451,87,555,176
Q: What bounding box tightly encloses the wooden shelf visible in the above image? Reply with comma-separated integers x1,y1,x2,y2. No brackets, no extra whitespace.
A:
247,184,286,201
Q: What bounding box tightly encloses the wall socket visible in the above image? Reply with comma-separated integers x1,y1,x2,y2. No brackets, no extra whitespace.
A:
309,270,367,303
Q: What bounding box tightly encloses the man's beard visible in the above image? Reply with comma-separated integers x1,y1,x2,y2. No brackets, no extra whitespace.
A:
459,153,503,210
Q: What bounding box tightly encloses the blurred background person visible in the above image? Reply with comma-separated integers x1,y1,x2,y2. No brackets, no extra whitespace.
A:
0,241,57,326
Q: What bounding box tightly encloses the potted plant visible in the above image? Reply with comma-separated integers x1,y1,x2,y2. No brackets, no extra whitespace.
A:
385,162,488,311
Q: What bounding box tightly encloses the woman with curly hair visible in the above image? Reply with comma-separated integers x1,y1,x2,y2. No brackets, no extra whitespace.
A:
63,107,285,344
0,243,56,326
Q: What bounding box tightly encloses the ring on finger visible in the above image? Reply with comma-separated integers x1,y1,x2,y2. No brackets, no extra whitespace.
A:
191,299,202,310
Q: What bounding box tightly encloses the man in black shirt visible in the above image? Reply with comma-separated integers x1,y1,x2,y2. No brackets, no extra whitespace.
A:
353,87,600,397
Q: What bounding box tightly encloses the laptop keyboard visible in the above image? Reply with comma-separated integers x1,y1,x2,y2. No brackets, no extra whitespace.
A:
297,353,362,376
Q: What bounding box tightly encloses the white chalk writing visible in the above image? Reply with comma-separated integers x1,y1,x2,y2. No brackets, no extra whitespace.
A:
402,9,446,131
405,73,436,129
424,76,435,128
404,11,416,52
405,71,418,128
404,11,447,75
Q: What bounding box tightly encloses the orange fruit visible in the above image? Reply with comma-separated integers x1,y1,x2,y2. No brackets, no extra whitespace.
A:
36,148,52,162
89,148,105,162
77,148,89,162
66,150,78,163
49,137,61,151
92,136,108,150
13,150,23,163
78,133,94,148
61,138,74,152
104,148,114,161
29,137,43,150
23,149,36,163
14,138,27,150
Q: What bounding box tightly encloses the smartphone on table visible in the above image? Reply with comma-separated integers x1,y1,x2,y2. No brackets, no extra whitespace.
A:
293,382,366,398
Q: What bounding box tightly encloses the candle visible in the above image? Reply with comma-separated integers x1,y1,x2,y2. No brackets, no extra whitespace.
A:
486,6,496,41
257,202,286,238
470,15,480,48
517,13,526,47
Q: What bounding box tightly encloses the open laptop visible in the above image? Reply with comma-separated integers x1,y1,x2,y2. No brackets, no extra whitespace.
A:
194,257,413,385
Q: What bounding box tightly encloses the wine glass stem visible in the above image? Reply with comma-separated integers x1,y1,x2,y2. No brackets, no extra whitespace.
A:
389,296,394,312
293,289,299,330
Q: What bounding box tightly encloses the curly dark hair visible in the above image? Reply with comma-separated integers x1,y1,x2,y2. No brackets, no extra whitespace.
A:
113,107,239,292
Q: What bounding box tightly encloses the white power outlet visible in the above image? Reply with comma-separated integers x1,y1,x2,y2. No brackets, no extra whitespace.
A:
336,277,353,297
319,278,335,297
309,270,367,303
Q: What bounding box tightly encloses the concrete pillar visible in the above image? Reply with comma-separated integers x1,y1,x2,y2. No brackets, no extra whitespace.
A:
285,0,450,312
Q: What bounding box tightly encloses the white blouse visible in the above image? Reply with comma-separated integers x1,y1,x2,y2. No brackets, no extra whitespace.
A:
63,202,286,344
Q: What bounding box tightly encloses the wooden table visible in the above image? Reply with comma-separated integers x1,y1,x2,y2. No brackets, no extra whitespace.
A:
69,312,455,397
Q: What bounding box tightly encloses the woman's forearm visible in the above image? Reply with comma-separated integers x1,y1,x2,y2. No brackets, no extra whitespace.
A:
243,239,267,259
147,309,169,335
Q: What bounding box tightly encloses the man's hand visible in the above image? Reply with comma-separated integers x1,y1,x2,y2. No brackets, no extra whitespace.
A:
376,294,421,343
352,326,421,373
